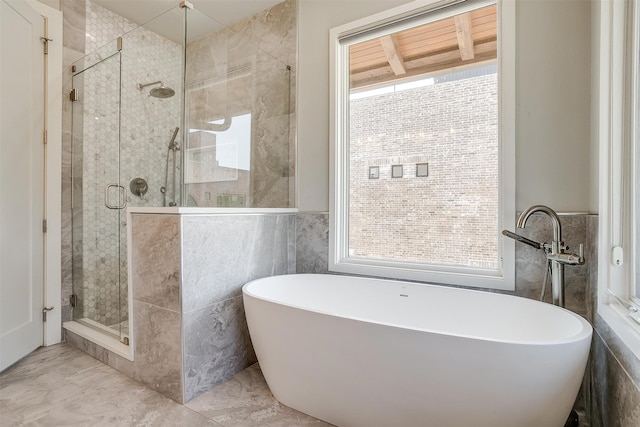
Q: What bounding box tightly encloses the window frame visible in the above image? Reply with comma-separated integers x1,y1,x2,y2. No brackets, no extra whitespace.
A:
598,0,640,356
329,0,516,290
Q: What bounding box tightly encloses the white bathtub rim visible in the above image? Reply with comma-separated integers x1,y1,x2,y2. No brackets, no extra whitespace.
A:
243,273,593,347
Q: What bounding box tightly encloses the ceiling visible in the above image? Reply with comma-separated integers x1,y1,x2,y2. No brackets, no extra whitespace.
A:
92,1,496,89
92,0,284,43
349,4,497,90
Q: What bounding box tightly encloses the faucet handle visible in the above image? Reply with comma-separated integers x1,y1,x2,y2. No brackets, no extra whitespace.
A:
547,243,585,265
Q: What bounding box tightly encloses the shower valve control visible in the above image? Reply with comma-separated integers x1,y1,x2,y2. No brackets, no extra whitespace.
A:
130,178,148,198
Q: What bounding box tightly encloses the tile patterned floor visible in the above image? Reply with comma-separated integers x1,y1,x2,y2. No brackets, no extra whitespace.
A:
0,344,332,427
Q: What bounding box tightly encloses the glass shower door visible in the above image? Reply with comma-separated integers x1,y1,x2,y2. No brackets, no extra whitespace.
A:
71,41,127,341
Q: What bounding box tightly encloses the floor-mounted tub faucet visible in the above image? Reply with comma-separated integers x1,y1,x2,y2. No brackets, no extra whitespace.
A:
503,205,585,308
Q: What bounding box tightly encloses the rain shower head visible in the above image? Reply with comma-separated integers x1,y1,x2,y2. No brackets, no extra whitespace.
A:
150,86,175,98
137,80,175,98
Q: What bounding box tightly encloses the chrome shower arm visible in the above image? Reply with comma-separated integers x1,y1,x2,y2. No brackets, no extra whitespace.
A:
137,80,163,90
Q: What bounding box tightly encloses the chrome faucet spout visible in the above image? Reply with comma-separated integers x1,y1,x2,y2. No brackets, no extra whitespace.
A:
516,205,565,307
508,205,585,309
516,205,562,242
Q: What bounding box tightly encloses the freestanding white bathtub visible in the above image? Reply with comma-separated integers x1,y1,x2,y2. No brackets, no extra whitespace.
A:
243,274,592,427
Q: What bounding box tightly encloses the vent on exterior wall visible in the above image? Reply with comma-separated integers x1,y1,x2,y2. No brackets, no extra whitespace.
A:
416,163,429,177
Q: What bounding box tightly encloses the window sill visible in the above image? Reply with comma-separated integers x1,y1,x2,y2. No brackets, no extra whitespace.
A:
329,258,515,291
597,303,640,362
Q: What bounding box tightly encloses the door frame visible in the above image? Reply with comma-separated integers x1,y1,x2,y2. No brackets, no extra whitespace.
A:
28,0,62,346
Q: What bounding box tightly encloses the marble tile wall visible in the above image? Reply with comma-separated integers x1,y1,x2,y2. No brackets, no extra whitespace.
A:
181,214,296,402
73,213,186,402
585,217,640,426
590,315,640,427
510,213,590,316
68,212,296,404
129,214,184,402
296,212,329,274
227,0,296,209
184,0,296,208
66,214,185,403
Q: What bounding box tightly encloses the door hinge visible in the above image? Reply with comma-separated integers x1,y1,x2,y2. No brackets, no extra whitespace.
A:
42,219,47,233
42,306,54,322
70,294,77,307
40,37,52,55
43,130,47,144
70,88,78,102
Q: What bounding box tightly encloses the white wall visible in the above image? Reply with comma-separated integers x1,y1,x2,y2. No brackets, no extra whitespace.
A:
297,0,593,213
515,0,591,212
590,0,600,214
297,0,411,212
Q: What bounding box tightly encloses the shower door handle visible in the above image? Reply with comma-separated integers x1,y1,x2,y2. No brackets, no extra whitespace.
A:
105,184,118,209
105,184,127,209
118,185,127,209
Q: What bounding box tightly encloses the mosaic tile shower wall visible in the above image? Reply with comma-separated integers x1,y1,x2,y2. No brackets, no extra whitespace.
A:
75,0,182,329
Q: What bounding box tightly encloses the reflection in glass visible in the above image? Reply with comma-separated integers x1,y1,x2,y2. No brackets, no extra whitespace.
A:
69,0,294,344
184,7,291,208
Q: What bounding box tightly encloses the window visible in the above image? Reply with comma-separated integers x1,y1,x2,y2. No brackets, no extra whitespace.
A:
329,0,515,290
598,0,640,354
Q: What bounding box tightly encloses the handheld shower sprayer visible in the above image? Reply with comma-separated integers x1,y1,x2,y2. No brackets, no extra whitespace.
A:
168,126,180,150
501,230,543,249
162,127,180,207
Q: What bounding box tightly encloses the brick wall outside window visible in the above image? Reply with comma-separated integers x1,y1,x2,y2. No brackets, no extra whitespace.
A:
348,73,499,269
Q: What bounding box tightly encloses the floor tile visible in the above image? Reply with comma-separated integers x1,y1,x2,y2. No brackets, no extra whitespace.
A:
0,344,102,389
0,370,86,424
0,401,25,427
1,344,329,427
186,364,332,427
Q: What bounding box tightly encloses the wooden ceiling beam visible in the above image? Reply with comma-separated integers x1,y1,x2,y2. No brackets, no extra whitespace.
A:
350,40,496,90
454,12,475,61
379,35,407,76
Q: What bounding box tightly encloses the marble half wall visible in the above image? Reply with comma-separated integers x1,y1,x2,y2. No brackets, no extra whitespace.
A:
68,214,186,403
180,214,295,402
67,211,296,404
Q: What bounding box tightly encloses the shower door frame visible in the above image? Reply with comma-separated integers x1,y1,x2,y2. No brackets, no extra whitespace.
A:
67,39,133,358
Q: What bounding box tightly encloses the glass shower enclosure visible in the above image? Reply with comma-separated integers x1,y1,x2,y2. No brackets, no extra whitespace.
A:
70,6,184,343
69,1,292,343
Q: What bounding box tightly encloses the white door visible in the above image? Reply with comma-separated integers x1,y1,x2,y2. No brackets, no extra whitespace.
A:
0,0,45,371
